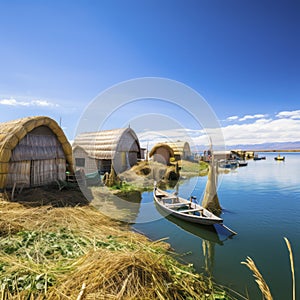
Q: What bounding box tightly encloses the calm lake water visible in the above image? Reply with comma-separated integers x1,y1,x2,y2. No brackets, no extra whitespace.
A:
132,152,300,299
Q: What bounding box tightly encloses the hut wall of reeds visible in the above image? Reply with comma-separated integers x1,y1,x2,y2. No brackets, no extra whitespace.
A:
72,146,98,174
73,127,142,175
0,116,74,190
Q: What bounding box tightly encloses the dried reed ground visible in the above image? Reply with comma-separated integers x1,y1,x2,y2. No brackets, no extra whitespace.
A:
0,187,232,300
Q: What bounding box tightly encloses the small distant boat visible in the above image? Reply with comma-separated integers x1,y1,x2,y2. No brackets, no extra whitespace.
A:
253,155,265,161
274,155,285,161
218,159,238,169
228,159,238,168
237,160,248,167
153,187,223,226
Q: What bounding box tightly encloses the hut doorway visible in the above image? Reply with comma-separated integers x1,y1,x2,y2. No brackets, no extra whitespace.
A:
29,158,66,186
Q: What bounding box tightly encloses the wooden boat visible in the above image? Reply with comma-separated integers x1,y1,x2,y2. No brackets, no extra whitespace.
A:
155,204,225,244
153,186,223,225
237,160,248,167
274,155,285,161
253,155,266,161
153,145,237,235
218,159,238,169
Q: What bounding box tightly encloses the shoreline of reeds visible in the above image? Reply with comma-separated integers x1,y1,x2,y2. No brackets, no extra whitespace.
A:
0,187,236,300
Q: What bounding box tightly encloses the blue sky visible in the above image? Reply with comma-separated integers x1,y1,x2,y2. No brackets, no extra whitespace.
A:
0,0,299,148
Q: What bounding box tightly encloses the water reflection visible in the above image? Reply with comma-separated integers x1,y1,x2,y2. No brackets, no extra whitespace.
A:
166,213,220,276
202,239,215,276
156,204,224,245
154,203,237,277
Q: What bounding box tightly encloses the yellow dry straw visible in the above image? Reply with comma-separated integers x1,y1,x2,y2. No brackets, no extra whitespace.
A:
49,248,208,300
242,237,296,300
0,197,216,300
241,256,272,300
284,237,296,300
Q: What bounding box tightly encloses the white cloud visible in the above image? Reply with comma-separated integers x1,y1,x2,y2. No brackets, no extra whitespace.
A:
239,114,266,121
0,98,27,106
227,115,239,121
225,113,267,122
222,117,300,145
0,98,59,108
138,109,300,149
276,110,300,119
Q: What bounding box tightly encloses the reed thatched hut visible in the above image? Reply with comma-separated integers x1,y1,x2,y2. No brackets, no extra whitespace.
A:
149,143,174,165
149,141,191,165
165,141,191,160
0,116,73,191
73,128,143,175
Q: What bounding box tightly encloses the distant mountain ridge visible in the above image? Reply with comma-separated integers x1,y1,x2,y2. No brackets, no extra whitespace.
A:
191,141,300,153
227,141,300,151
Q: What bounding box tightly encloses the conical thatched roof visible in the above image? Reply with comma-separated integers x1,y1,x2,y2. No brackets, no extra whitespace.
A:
0,116,73,189
73,128,141,160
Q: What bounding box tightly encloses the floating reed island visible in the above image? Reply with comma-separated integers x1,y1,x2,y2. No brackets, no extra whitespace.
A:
0,187,235,300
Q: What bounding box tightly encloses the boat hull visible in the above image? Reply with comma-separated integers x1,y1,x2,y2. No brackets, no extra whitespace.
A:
153,188,223,226
274,156,285,161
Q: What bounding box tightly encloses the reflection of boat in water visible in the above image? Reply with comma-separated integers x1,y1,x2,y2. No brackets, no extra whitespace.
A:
156,204,234,278
155,204,224,245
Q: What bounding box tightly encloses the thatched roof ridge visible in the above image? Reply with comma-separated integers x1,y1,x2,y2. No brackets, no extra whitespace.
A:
73,127,141,160
149,143,174,158
0,116,73,188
